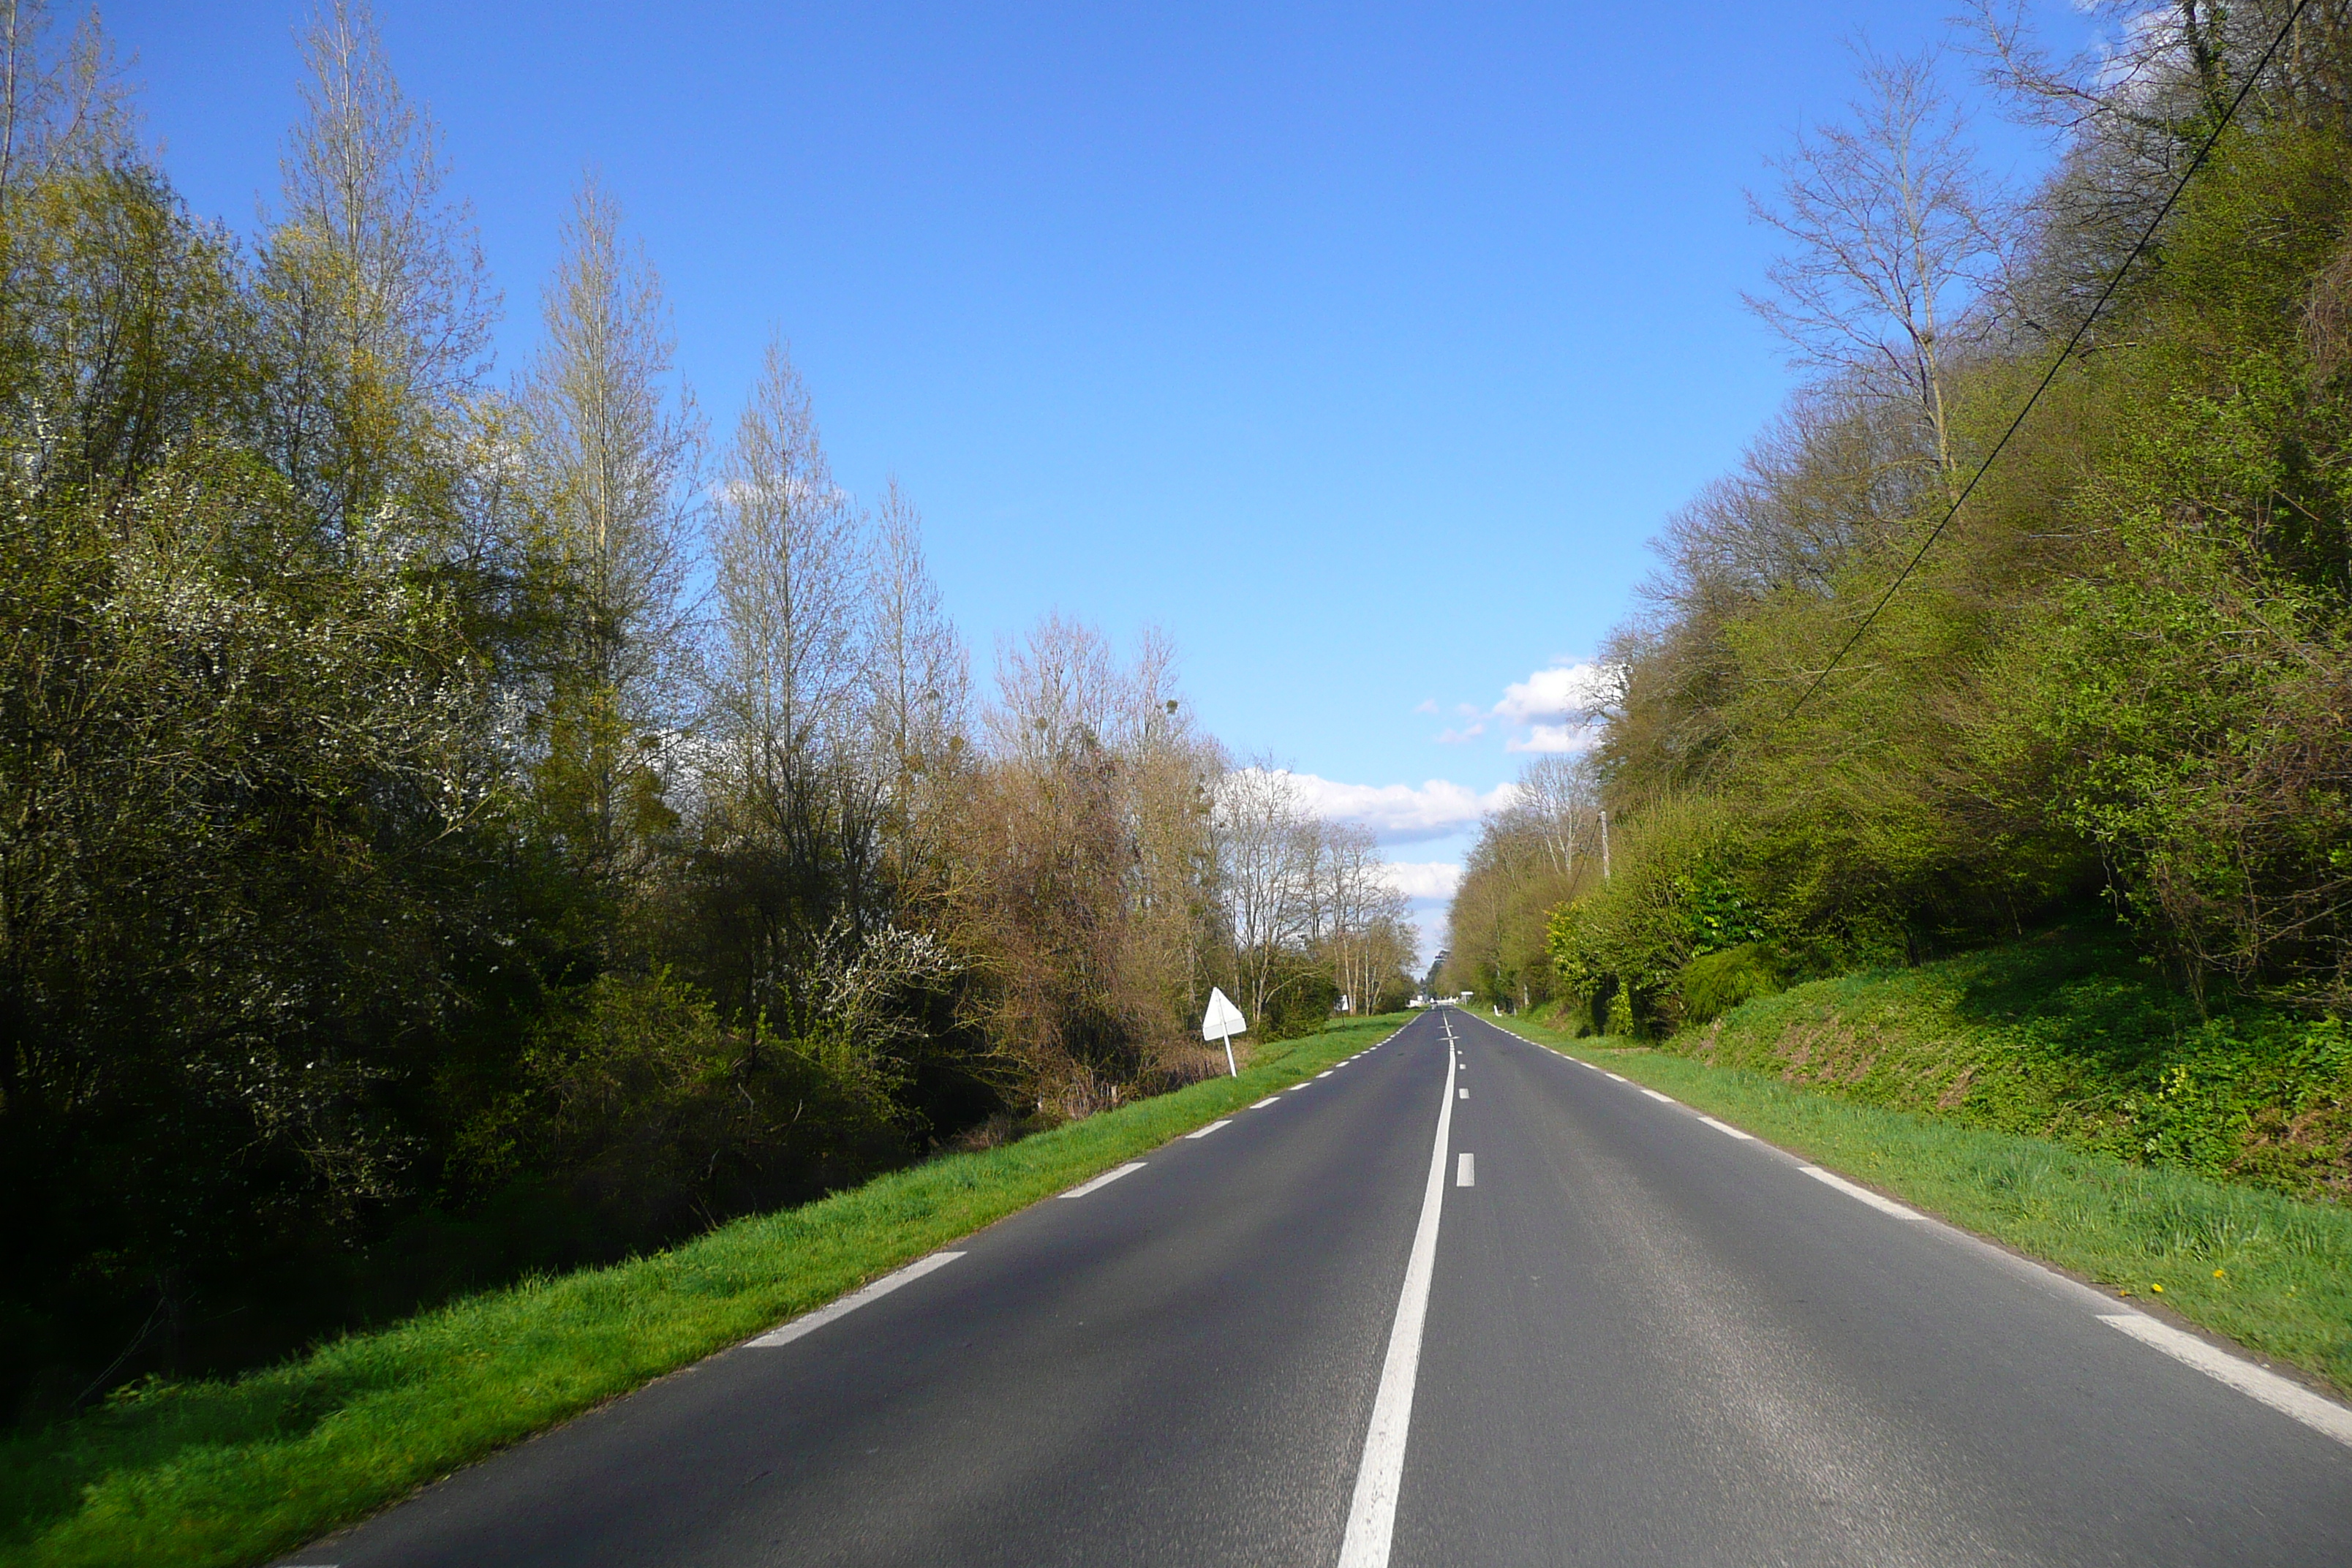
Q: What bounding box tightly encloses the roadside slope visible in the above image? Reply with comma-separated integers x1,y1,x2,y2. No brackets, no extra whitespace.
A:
1670,924,2352,1203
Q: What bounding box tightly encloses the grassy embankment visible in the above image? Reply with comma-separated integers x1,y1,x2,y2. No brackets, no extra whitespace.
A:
0,1014,1404,1568
1479,935,2352,1398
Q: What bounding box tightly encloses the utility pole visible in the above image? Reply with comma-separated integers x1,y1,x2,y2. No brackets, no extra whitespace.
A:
1599,810,1611,881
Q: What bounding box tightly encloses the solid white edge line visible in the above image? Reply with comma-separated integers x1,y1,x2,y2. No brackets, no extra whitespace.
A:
747,1251,966,1348
1801,1165,1926,1222
1059,1161,1145,1198
1456,1153,1474,1187
2098,1313,2352,1449
1249,1096,1280,1109
1697,1115,1755,1141
1186,1119,1233,1139
1335,1026,1457,1568
1640,1088,1675,1104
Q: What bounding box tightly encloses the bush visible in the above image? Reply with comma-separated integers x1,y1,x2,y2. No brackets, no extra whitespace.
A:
1678,942,1782,1024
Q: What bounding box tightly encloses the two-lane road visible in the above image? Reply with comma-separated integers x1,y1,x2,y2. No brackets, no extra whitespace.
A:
290,1009,2352,1567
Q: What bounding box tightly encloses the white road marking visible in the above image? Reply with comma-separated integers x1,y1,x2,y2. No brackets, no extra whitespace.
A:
1801,1165,1926,1222
1185,1119,1233,1139
1317,1071,1334,1079
1458,1088,1468,1099
1698,1115,1754,1140
2098,1313,2352,1449
1641,1088,1675,1104
1060,1161,1145,1198
1604,1072,1627,1082
1249,1096,1280,1109
1290,1083,1313,1093
1457,1153,1475,1186
748,1252,966,1348
1336,1030,1458,1568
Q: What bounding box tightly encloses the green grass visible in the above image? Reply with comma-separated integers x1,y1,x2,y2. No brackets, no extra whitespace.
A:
1677,921,2352,1202
1478,1006,2352,1398
0,1015,1404,1568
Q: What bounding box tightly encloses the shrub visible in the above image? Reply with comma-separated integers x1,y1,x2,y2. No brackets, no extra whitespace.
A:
1678,942,1782,1024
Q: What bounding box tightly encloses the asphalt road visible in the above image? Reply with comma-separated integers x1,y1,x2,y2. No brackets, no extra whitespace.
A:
287,1008,2352,1567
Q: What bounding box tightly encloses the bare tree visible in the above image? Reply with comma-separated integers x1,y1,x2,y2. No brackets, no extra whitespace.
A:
261,0,495,530
1746,43,2011,486
865,477,968,782
709,337,866,783
1214,764,1322,1026
0,0,128,208
1512,755,1599,878
519,174,699,875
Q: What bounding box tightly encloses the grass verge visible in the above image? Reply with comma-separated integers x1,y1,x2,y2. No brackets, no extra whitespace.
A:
0,1014,1404,1568
1478,1008,2352,1398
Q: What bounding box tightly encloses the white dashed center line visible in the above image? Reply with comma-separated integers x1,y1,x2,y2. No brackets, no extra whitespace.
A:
1455,1153,1475,1187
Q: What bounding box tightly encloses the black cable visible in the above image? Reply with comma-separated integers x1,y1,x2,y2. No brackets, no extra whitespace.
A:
1787,0,2314,717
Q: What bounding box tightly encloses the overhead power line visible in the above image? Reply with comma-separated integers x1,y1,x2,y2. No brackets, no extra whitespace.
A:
1787,0,2315,717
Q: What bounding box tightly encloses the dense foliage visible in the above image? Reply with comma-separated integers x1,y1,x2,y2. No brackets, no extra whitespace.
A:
1450,6,2352,1058
0,3,1416,1422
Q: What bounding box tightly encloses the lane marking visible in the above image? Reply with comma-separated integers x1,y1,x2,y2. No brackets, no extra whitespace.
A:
1060,1161,1145,1198
1604,1072,1627,1082
1801,1165,1926,1222
1186,1119,1233,1139
1458,1088,1468,1100
1641,1088,1675,1104
1698,1115,1754,1140
2098,1313,2352,1449
1317,1071,1334,1079
1249,1096,1280,1109
1289,1083,1312,1093
748,1252,966,1348
1456,1153,1474,1187
1336,1027,1458,1568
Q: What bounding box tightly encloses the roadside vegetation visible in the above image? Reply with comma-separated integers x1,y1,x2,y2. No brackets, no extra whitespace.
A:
1447,5,2352,1218
0,1,1419,1428
0,1013,1403,1568
1481,1005,2352,1401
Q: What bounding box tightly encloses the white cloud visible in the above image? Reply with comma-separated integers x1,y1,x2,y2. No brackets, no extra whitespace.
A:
1433,722,1485,745
1412,698,1439,715
1507,721,1597,755
1493,660,1615,725
1275,770,1518,842
1379,860,1462,900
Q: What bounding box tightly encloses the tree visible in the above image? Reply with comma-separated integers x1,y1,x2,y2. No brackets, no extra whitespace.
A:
1746,43,2011,486
518,174,698,885
257,0,494,537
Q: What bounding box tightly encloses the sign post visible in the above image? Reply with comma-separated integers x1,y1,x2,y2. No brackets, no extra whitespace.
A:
1201,987,1247,1077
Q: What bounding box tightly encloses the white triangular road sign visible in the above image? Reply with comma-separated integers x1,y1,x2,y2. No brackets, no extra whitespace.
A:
1201,987,1247,1041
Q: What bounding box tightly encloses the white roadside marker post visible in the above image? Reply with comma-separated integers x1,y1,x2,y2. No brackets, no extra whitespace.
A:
1202,986,1248,1078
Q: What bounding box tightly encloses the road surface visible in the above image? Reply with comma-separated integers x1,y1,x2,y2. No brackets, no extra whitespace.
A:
286,1007,2352,1567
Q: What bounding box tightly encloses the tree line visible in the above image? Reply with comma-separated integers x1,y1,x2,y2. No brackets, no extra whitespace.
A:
1447,3,2352,1041
0,1,1414,1421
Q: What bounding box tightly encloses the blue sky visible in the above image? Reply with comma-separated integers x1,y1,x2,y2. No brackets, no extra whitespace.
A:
110,0,2089,955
